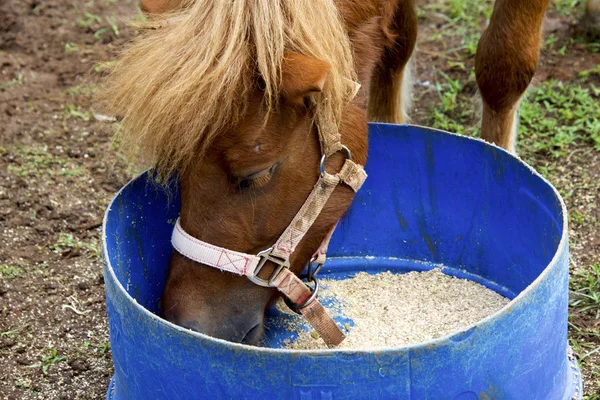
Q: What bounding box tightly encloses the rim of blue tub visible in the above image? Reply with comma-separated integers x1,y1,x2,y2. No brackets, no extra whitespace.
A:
102,123,569,355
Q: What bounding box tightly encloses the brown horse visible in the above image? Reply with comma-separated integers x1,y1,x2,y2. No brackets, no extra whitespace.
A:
102,0,550,344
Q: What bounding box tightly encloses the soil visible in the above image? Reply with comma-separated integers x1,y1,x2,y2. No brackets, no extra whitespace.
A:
0,0,133,398
0,0,598,399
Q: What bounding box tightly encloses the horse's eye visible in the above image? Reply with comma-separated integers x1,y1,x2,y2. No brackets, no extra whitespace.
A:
303,96,312,109
236,163,278,191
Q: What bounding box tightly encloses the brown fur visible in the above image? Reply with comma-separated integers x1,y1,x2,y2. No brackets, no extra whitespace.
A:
475,0,550,152
108,0,549,343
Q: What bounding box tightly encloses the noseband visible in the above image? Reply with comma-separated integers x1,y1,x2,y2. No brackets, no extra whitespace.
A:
171,97,367,346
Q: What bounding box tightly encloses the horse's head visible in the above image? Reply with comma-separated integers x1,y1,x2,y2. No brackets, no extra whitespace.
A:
104,0,382,344
161,53,367,343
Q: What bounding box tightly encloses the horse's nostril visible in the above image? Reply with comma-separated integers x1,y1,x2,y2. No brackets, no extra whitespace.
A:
241,324,263,345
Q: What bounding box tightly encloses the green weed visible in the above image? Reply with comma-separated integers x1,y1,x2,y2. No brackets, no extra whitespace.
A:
0,264,23,280
105,16,120,36
544,34,560,50
579,64,600,81
421,0,492,58
41,348,67,375
93,60,116,75
64,104,91,121
426,69,479,136
519,80,600,157
570,264,600,319
552,0,584,16
7,146,90,180
132,5,148,23
66,83,99,98
76,11,102,28
62,42,80,53
570,210,584,225
15,380,31,389
51,233,100,258
0,73,24,90
1,328,21,338
7,147,56,178
93,27,110,40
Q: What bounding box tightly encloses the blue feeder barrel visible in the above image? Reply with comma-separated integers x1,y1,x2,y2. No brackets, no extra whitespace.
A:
103,124,582,400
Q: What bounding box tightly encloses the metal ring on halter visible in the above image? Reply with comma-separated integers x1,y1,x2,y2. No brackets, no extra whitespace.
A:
319,145,352,177
307,256,324,282
248,248,291,288
284,275,320,314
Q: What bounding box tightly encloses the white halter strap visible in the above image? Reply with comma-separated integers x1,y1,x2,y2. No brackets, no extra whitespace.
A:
172,219,261,277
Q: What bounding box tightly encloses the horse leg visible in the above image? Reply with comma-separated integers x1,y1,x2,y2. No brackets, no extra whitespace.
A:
580,0,600,39
475,0,550,152
367,0,418,124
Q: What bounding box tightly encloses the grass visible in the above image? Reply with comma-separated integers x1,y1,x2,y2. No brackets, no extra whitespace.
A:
74,3,121,41
51,233,100,259
426,68,479,136
571,264,600,320
61,42,80,53
579,64,600,81
76,11,102,28
571,264,600,398
0,73,23,90
41,348,67,375
66,83,100,98
1,329,21,337
6,146,89,180
82,336,111,356
519,80,600,158
93,60,116,75
22,348,67,376
64,104,91,121
0,264,23,280
553,0,585,17
424,76,600,163
420,0,492,59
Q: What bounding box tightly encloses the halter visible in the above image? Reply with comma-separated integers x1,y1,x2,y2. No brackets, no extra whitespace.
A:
171,93,367,346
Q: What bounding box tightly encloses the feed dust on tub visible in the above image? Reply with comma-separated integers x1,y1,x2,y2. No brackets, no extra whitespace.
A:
276,269,509,350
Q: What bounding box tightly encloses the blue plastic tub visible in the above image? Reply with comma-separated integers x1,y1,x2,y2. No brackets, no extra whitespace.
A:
103,124,582,399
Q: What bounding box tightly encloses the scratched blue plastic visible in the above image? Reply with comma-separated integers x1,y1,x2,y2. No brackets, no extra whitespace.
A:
103,124,582,400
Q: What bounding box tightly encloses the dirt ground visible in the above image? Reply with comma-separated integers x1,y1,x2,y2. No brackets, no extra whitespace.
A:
0,0,598,399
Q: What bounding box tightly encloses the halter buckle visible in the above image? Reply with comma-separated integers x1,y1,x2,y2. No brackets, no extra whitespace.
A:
248,248,290,287
284,274,320,314
284,257,324,313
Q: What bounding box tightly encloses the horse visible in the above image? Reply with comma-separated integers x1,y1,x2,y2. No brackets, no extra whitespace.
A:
102,0,551,345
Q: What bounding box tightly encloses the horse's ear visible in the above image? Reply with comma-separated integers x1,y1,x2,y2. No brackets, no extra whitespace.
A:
281,52,331,105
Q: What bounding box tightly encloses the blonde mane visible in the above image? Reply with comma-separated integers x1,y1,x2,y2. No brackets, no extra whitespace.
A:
101,0,356,177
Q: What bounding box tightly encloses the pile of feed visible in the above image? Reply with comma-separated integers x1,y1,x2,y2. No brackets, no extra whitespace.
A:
276,269,510,350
